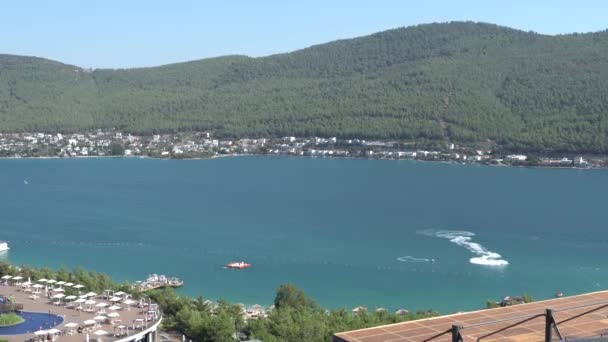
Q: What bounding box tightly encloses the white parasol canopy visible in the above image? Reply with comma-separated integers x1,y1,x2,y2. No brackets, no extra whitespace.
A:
64,282,74,287
95,302,109,308
34,330,48,336
47,279,57,284
122,299,135,305
65,295,77,300
56,281,66,285
84,300,96,305
93,329,109,336
114,291,126,296
83,319,96,325
93,315,107,321
32,284,44,288
12,276,23,280
108,305,121,311
47,328,61,334
75,298,87,303
1,275,11,280
73,284,85,289
38,278,48,282
85,292,97,297
53,288,65,292
107,312,120,318
51,293,65,299
110,296,122,302
64,322,78,328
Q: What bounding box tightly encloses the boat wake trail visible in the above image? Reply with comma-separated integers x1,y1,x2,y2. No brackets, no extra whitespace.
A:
396,256,434,263
418,229,508,267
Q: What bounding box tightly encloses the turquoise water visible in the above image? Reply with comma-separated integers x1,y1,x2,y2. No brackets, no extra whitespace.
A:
0,312,63,335
1,157,608,313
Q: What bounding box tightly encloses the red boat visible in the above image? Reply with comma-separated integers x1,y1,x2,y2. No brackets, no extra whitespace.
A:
225,261,252,269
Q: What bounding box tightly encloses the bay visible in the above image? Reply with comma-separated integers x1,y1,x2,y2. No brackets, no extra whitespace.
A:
1,156,607,313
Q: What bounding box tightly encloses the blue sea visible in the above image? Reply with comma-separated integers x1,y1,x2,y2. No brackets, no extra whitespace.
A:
1,157,607,313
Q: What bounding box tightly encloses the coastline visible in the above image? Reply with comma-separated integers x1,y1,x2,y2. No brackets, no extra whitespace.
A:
0,152,602,171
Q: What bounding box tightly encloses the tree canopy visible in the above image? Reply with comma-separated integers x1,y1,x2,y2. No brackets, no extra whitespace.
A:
1,21,608,153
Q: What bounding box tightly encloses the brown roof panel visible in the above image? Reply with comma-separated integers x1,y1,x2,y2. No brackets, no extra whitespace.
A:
334,290,608,342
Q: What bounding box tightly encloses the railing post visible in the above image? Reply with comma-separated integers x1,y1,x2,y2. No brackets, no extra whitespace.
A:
545,308,554,342
452,324,462,342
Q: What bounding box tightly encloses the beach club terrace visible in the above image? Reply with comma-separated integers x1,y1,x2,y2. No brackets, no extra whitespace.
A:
0,275,161,342
334,290,608,342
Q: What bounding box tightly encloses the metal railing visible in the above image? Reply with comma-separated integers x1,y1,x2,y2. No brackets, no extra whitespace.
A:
444,298,608,342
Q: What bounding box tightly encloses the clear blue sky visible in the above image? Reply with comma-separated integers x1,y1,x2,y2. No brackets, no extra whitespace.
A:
1,0,606,69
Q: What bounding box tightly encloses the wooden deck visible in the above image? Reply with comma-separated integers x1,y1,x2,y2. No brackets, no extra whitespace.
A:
334,290,608,342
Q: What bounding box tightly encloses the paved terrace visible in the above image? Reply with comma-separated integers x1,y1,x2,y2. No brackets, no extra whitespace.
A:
334,290,608,342
0,283,161,342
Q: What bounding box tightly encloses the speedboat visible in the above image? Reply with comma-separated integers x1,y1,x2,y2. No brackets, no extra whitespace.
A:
0,241,9,252
225,261,251,269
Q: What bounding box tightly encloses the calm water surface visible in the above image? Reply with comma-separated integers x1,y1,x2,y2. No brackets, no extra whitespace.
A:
1,157,607,313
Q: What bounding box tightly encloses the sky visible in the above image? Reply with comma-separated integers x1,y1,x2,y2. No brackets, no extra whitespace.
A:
1,0,606,69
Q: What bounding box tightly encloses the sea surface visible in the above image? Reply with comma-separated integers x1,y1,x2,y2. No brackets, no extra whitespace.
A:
1,156,608,313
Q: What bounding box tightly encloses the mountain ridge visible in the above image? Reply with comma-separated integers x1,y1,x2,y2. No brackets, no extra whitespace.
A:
1,21,608,153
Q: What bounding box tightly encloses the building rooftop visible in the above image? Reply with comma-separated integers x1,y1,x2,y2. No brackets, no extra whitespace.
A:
334,290,608,342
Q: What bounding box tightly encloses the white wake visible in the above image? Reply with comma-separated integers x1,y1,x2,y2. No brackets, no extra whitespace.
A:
418,229,508,266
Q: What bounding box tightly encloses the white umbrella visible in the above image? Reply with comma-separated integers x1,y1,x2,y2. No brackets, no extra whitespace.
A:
83,319,96,325
73,284,85,289
56,281,66,285
47,328,61,334
64,282,74,287
95,302,109,308
64,322,78,328
114,291,126,296
47,279,57,284
85,300,96,305
12,276,23,280
53,288,65,292
93,329,109,336
51,293,65,299
75,298,87,303
85,292,97,297
110,296,122,302
34,330,48,336
32,284,43,288
122,299,135,305
107,312,120,318
93,315,106,321
65,295,77,300
38,278,48,283
1,275,11,280
22,281,32,286
108,305,121,311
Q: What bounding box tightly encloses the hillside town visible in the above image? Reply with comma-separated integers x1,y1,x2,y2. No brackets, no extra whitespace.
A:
0,131,604,168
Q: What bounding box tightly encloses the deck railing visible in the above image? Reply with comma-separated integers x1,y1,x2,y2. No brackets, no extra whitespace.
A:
443,299,608,342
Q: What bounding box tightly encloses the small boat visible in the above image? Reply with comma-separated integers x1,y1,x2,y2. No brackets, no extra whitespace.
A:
555,291,564,298
225,261,252,269
0,241,9,252
23,180,29,185
134,274,183,292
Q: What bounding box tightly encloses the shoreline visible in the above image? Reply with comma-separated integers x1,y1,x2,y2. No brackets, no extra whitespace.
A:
0,153,603,171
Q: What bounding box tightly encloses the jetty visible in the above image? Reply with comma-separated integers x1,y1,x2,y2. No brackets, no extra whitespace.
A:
134,274,183,292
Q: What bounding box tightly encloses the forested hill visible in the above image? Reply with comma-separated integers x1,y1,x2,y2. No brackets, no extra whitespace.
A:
1,21,608,153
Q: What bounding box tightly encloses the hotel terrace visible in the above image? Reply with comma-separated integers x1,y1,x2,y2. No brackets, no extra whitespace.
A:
0,275,161,342
334,291,608,342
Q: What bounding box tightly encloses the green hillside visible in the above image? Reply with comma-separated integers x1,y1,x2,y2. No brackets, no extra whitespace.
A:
1,22,608,153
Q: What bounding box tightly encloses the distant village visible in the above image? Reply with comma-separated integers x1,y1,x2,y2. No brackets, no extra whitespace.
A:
0,130,604,168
